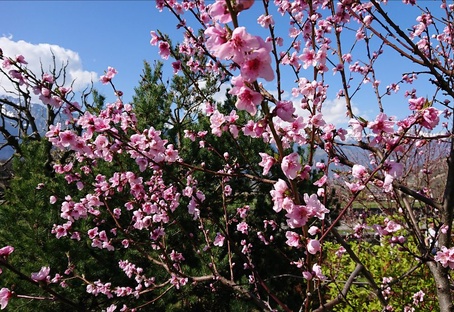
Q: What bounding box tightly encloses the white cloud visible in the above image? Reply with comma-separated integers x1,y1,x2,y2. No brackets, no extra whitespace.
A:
290,95,359,127
0,36,97,100
212,82,229,104
321,97,359,125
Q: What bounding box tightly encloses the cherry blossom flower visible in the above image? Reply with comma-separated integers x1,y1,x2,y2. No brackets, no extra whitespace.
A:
274,100,295,122
382,160,403,192
240,39,274,82
100,67,117,84
31,266,51,282
419,107,440,130
408,97,425,110
236,0,255,12
204,24,229,54
307,239,321,254
368,113,394,134
231,86,263,115
300,48,317,69
0,246,14,258
106,304,117,312
434,247,454,269
304,193,329,220
209,0,231,23
270,179,289,212
15,54,27,64
383,220,402,233
8,70,26,85
213,233,225,247
0,288,11,310
313,175,327,187
149,30,159,45
312,264,327,281
258,152,275,175
308,226,320,236
335,246,346,258
285,231,301,247
257,14,274,28
304,264,326,281
237,221,249,234
348,118,364,140
158,41,171,60
285,204,311,228
216,27,259,63
413,290,425,306
281,152,302,180
352,164,368,180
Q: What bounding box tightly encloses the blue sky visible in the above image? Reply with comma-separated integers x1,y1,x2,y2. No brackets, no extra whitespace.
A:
0,1,447,126
1,1,173,103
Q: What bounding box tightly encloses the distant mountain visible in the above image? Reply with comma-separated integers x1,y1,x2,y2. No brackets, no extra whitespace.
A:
0,95,49,160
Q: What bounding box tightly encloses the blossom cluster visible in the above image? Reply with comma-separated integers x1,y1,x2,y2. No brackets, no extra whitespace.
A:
0,0,453,310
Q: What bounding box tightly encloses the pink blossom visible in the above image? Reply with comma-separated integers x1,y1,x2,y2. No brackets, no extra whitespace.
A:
0,246,14,257
205,24,229,54
240,39,274,82
236,0,255,11
231,86,263,115
307,239,321,254
308,226,320,236
15,54,27,64
100,67,117,84
408,97,425,110
420,107,440,130
158,41,171,60
281,152,302,180
150,30,159,45
209,110,226,136
209,0,231,23
31,266,51,282
214,233,225,247
2,58,12,69
348,118,364,140
237,221,249,234
313,175,327,187
384,220,402,233
257,14,274,28
274,100,295,122
107,304,117,312
382,160,403,192
285,231,301,247
352,164,368,180
304,193,329,220
270,179,289,212
373,224,388,236
434,247,454,269
384,160,403,178
368,113,394,134
304,264,326,281
300,48,317,69
413,290,425,306
285,204,311,228
8,70,26,85
216,27,259,63
0,288,11,310
303,271,313,280
312,264,327,281
258,152,275,175
345,181,365,193
337,128,347,141
335,246,346,258
309,113,326,127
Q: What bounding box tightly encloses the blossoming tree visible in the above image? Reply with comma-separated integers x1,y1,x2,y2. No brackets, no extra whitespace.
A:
1,0,454,311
